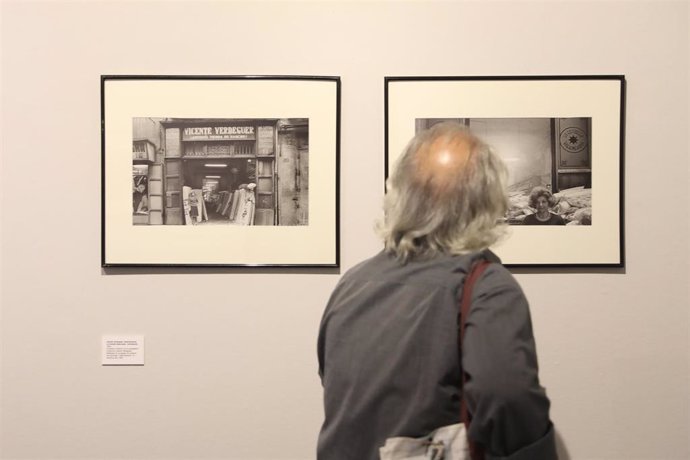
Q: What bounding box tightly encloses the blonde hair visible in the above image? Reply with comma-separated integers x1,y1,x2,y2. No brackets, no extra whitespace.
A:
378,122,509,262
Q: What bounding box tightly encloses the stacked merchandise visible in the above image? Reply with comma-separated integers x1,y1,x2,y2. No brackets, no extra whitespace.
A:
216,191,232,215
235,183,256,225
204,191,221,212
182,186,209,225
215,183,257,225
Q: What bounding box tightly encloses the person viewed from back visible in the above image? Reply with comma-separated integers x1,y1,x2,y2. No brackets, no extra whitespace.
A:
317,122,557,459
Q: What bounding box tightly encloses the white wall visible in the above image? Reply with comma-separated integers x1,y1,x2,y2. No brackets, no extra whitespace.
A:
1,1,688,459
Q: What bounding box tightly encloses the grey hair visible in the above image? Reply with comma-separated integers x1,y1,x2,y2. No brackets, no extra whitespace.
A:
377,122,509,263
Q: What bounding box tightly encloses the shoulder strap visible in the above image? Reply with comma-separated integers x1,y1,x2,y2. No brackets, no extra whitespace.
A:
459,258,491,460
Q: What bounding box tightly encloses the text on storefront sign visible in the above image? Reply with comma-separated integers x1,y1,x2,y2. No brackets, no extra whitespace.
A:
183,126,255,140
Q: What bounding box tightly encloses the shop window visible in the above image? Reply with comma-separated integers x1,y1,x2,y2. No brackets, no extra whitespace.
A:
236,142,254,156
133,140,155,162
167,176,181,190
258,177,273,192
208,144,232,155
257,160,272,176
184,142,207,157
257,194,273,209
182,141,255,157
133,165,149,215
257,125,275,156
166,192,181,208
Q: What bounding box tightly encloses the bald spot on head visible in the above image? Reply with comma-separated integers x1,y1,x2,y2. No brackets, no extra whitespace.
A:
413,131,477,196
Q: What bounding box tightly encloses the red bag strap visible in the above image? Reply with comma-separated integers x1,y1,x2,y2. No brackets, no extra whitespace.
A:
459,258,491,460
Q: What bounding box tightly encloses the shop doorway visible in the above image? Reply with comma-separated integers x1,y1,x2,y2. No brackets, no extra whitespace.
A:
182,158,266,224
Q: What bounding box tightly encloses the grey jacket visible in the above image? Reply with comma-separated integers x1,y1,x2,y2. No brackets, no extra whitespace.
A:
317,250,557,460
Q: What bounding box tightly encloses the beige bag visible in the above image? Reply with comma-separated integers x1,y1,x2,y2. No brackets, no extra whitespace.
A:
379,423,469,460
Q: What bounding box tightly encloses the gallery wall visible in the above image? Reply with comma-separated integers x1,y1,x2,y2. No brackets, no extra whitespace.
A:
1,1,688,459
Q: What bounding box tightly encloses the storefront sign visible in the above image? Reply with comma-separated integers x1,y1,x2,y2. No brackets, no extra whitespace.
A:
183,126,256,141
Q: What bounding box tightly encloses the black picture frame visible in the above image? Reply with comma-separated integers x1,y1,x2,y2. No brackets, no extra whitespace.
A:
102,75,340,268
385,75,625,268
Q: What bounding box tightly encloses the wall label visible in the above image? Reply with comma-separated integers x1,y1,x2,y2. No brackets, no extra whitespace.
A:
102,335,145,366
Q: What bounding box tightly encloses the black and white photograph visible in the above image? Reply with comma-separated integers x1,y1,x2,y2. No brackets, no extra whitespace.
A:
102,76,340,267
132,117,309,227
386,76,624,266
132,164,149,220
416,117,592,226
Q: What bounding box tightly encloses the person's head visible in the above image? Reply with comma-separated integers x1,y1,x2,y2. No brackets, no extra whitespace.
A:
528,187,553,213
378,122,509,262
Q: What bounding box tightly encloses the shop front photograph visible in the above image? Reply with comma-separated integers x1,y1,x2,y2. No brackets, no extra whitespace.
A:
132,117,309,226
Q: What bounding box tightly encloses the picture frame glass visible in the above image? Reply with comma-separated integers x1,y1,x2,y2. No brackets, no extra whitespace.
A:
386,77,624,267
103,76,340,267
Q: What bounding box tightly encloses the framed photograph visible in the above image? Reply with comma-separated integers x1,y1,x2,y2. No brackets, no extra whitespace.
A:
102,75,340,267
385,76,625,267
